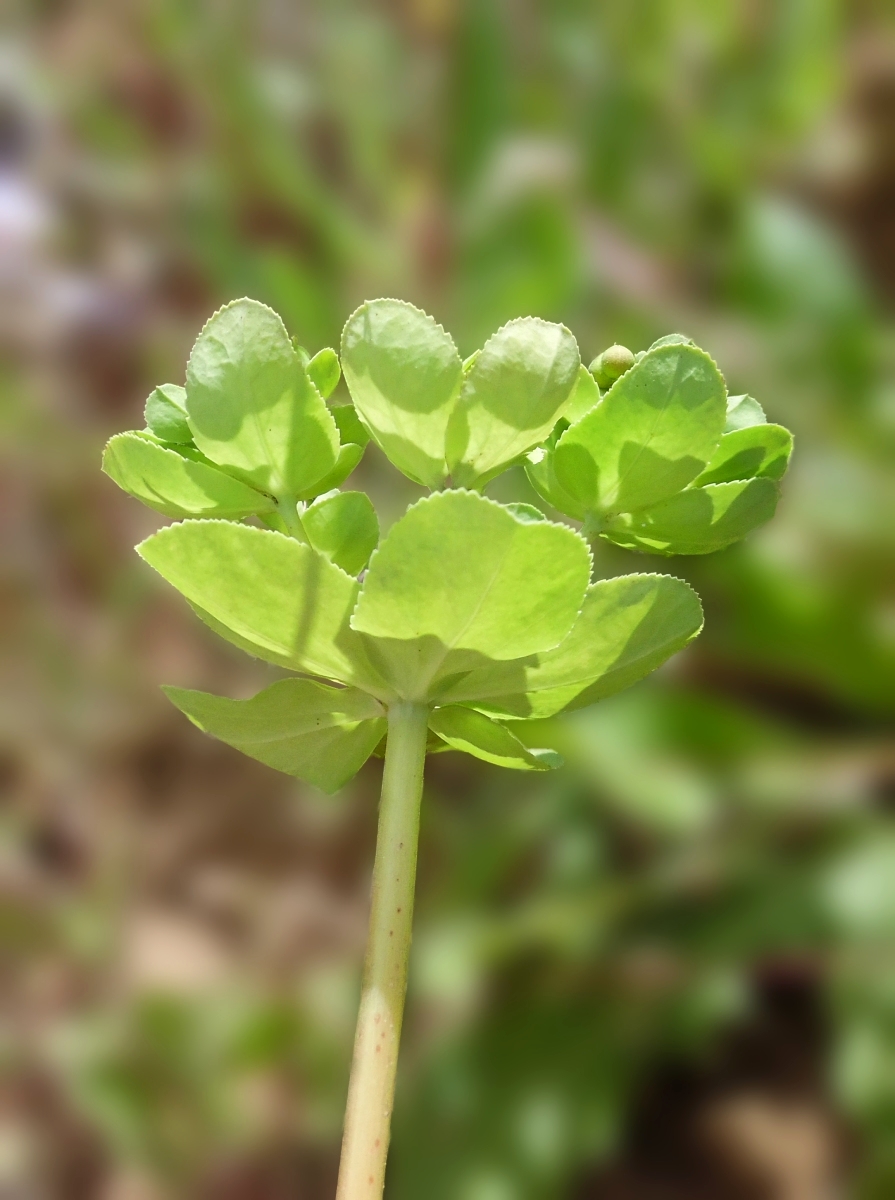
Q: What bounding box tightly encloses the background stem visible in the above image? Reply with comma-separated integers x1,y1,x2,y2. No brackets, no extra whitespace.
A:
335,701,429,1200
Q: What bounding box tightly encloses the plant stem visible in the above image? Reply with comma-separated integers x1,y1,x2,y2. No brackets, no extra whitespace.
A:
277,493,308,542
336,701,429,1200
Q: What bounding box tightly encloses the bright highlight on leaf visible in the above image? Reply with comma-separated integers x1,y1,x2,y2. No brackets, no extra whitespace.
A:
351,490,592,698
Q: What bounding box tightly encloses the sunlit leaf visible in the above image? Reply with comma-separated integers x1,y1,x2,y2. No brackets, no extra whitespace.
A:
185,298,339,497
693,424,792,486
331,403,371,448
296,442,365,500
341,299,462,488
725,393,767,433
103,432,275,519
525,447,587,520
553,344,727,516
164,678,386,793
144,384,192,444
138,520,389,695
428,705,561,770
447,317,580,488
561,364,601,426
307,347,341,398
603,478,780,555
351,490,591,699
436,574,702,717
303,490,379,576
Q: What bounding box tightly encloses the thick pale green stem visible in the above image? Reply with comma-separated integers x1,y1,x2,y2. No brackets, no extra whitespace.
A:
336,702,429,1200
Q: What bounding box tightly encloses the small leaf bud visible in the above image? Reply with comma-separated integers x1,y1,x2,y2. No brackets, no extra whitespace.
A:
588,344,635,389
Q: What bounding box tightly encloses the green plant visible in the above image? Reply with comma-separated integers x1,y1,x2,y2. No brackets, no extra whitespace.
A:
102,296,791,1197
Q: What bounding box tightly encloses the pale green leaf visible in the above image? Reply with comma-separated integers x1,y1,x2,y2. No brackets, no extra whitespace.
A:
303,490,379,576
435,574,703,718
428,705,561,771
144,384,192,444
137,521,389,696
296,442,365,500
561,364,601,426
648,333,694,350
164,678,386,793
525,447,587,521
447,317,580,488
340,299,462,488
330,403,371,448
693,424,792,486
553,344,727,516
724,393,767,433
103,432,275,519
350,490,591,699
185,298,339,497
603,478,780,555
307,347,341,398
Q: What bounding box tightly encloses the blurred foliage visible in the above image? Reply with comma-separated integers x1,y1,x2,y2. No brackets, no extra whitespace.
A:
1,1,894,1197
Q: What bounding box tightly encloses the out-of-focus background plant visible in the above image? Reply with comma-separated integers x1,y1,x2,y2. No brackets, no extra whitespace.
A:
1,3,893,1197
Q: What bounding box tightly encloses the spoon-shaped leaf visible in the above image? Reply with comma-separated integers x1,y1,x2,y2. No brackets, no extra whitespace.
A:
692,424,792,486
186,299,340,498
103,432,275,519
303,490,379,576
164,678,386,793
553,343,727,516
144,384,193,444
350,490,591,699
341,299,463,488
428,705,561,770
296,442,365,500
603,477,779,556
447,317,580,488
138,520,389,696
436,574,703,718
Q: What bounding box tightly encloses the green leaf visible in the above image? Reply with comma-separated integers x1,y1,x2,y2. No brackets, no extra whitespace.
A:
137,521,389,696
447,317,580,488
340,299,463,488
725,393,766,433
103,432,275,519
330,403,371,448
525,447,587,520
307,347,341,398
164,678,386,793
303,490,379,575
561,364,601,426
144,384,192,444
693,424,792,486
648,333,694,350
603,478,780,556
350,490,591,699
436,574,703,718
185,298,339,498
552,344,727,516
296,442,365,500
428,705,561,770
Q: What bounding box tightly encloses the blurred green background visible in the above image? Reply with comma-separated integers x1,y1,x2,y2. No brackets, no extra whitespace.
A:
1,2,894,1197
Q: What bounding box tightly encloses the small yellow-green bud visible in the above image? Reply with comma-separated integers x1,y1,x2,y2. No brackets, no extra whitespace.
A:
588,344,635,389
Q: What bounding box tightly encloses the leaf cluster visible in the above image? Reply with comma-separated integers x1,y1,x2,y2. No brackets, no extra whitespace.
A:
103,300,792,792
